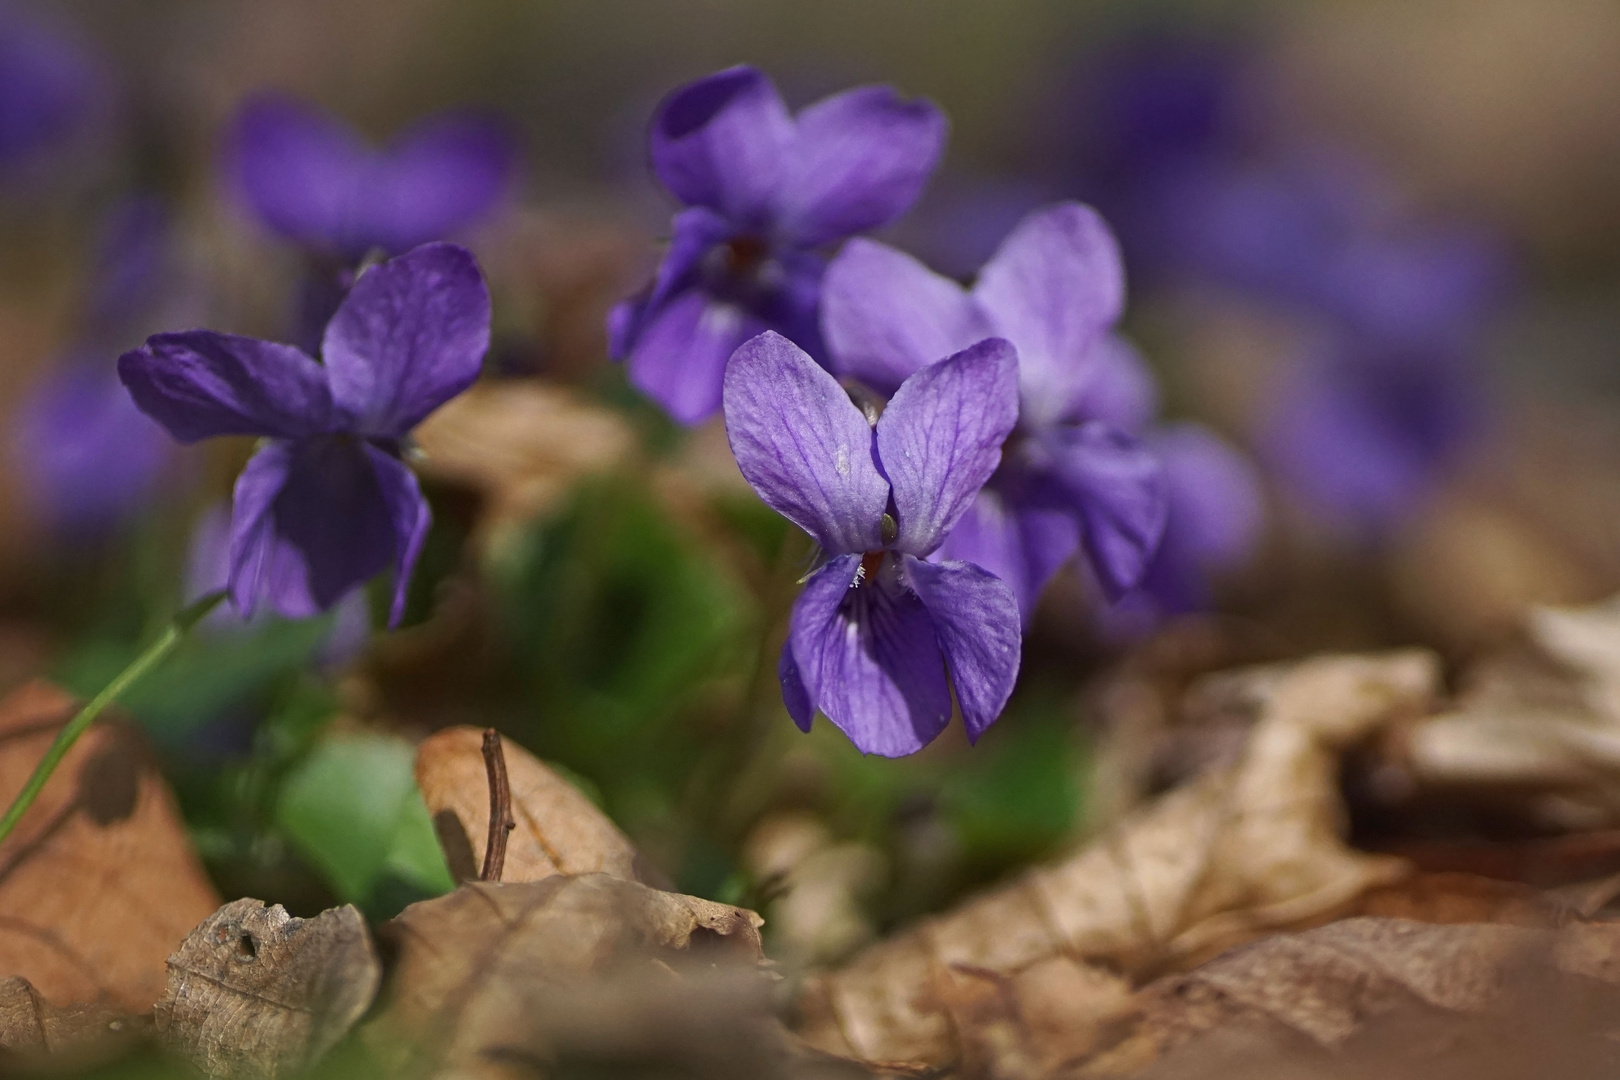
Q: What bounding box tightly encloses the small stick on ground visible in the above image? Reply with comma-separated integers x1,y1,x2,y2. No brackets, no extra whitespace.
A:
480,729,517,882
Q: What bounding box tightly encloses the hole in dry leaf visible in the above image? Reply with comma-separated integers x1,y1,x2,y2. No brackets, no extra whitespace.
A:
235,932,258,962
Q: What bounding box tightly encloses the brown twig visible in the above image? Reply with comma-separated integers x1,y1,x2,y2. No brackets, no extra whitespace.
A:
480,728,516,882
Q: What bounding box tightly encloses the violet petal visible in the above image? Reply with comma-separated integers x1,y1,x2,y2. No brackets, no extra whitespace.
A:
119,331,333,444
227,438,397,620
723,331,889,554
228,94,367,253
365,443,432,627
788,554,951,757
904,555,1020,743
777,85,948,247
974,203,1126,424
629,288,764,426
649,66,792,227
321,242,490,437
821,238,987,395
938,490,1079,625
1042,422,1168,599
875,337,1019,557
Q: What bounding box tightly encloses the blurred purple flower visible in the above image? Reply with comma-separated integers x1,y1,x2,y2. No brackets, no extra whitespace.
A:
0,6,104,176
1104,423,1264,633
120,242,489,624
10,197,186,534
822,202,1168,623
725,331,1021,756
13,358,169,532
1063,33,1510,532
226,94,516,261
610,65,947,425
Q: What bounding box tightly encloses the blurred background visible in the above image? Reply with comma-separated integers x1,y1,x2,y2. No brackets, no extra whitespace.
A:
3,0,1620,969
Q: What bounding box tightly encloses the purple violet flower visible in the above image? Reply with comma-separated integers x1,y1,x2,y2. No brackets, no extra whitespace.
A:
724,330,1022,756
226,94,516,261
0,6,104,177
11,197,187,534
119,242,490,624
821,202,1168,623
610,65,947,425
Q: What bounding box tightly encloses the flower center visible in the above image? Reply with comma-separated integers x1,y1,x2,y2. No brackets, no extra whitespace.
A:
723,234,769,273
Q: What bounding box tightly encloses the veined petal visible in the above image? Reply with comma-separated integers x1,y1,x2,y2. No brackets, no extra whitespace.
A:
629,288,763,426
227,437,396,619
875,337,1019,556
777,85,948,247
365,109,516,254
904,555,1020,743
119,331,333,443
974,203,1126,417
789,554,951,757
1042,423,1168,599
321,242,490,437
650,66,792,226
938,489,1079,624
821,238,987,395
365,443,432,627
227,94,366,252
723,331,889,553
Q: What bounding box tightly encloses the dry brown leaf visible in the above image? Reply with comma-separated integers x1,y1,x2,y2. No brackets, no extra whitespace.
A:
0,681,220,1013
796,651,1440,1072
415,726,638,884
411,380,634,548
0,975,146,1069
1396,592,1620,831
1070,916,1620,1079
362,875,768,1079
154,899,380,1080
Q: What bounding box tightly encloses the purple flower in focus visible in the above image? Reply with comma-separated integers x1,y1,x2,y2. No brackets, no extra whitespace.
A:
725,331,1021,756
822,202,1168,623
610,66,947,425
120,242,490,623
1105,423,1263,633
227,94,516,260
0,6,104,176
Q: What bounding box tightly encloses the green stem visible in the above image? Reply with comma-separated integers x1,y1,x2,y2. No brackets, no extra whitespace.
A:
0,589,227,846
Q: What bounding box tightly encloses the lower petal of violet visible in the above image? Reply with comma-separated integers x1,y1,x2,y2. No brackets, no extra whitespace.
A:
903,555,1021,743
778,642,813,732
363,442,432,626
628,288,762,425
227,436,400,620
787,553,953,757
1040,422,1168,600
938,488,1079,624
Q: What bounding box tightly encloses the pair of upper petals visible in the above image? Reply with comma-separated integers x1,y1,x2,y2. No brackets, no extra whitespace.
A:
118,243,491,444
229,94,516,258
650,66,948,246
823,201,1140,427
722,330,1019,559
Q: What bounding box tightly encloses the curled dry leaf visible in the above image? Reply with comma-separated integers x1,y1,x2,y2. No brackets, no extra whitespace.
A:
0,681,220,1013
1400,592,1620,831
415,726,638,884
154,899,381,1080
0,975,146,1070
362,875,767,1079
795,651,1440,1071
411,379,634,549
1071,916,1620,1079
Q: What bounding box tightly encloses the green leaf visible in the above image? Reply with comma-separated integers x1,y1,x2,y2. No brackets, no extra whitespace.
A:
275,733,452,910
